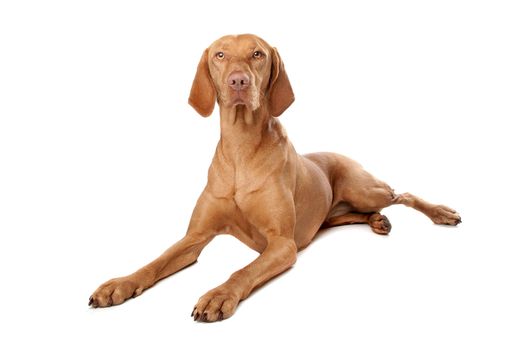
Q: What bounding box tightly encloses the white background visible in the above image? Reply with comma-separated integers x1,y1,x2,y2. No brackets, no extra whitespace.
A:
1,0,524,349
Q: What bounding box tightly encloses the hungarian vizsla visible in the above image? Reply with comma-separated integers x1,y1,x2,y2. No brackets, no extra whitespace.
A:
89,34,461,322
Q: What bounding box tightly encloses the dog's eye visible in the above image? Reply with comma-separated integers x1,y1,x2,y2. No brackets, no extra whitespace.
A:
253,51,263,59
216,52,225,60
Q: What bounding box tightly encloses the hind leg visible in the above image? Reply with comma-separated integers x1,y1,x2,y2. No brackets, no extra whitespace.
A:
343,188,462,226
394,192,461,225
307,153,461,232
342,187,462,227
323,212,392,235
332,171,461,227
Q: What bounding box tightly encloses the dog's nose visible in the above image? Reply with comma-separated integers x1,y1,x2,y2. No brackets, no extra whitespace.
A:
228,71,250,91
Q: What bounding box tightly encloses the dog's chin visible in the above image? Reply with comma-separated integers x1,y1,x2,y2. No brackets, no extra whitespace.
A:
226,93,256,110
231,98,247,107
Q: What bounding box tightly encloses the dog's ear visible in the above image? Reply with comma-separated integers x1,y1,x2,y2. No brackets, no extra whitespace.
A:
268,47,295,117
188,49,216,117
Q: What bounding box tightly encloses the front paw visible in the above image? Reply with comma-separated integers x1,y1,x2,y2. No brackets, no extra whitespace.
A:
192,285,241,322
89,275,146,308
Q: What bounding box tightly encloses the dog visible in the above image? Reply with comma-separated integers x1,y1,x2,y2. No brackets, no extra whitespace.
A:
89,34,461,322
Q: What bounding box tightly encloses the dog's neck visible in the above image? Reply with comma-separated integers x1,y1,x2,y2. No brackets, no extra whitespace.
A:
218,103,286,162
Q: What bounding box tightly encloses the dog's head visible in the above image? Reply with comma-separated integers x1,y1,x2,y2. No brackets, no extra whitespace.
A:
188,34,294,117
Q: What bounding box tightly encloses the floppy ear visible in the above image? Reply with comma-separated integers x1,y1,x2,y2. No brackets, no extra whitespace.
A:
268,47,295,117
188,49,216,117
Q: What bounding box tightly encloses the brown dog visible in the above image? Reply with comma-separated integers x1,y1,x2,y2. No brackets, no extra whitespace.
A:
89,34,461,322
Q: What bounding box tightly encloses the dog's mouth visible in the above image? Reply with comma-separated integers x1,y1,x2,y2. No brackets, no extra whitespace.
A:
229,90,251,107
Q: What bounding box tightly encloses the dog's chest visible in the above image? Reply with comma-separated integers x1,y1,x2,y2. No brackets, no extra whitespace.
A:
208,148,287,200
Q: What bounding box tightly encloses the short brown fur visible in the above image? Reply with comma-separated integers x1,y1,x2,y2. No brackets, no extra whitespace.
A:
89,34,461,322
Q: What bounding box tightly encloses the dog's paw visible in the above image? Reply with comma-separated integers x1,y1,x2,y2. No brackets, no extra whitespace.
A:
430,205,462,226
192,285,241,322
89,275,146,308
369,213,392,235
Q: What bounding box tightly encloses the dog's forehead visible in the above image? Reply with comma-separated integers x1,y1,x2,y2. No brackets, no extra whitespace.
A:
210,34,270,53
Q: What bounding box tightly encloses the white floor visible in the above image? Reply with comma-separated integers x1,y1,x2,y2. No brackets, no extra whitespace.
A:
1,1,524,349
6,205,522,350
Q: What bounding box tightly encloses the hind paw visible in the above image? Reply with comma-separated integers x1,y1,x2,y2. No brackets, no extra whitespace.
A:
430,205,462,225
369,213,392,235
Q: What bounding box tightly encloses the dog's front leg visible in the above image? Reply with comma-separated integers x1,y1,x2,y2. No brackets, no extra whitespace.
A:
192,188,298,322
192,235,297,322
89,234,212,308
89,193,222,308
